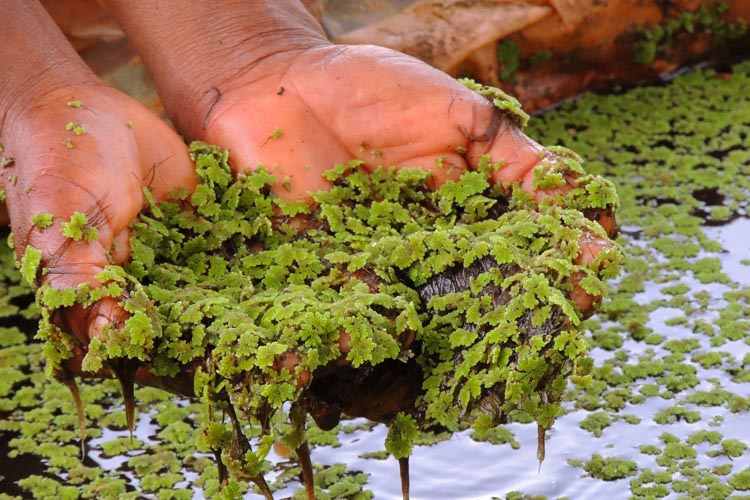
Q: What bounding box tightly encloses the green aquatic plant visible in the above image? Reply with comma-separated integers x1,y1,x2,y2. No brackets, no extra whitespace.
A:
65,122,86,136
496,40,521,83
494,41,554,84
577,453,638,481
632,3,748,65
30,213,53,230
9,58,750,498
128,141,617,493
527,58,750,497
14,79,621,497
459,78,529,127
729,468,750,490
61,212,98,242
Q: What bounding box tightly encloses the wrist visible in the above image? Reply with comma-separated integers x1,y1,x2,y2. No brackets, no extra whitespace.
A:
102,0,331,139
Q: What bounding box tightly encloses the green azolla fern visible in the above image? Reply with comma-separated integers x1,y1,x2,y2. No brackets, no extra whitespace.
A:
632,3,748,65
142,141,617,472
27,95,621,485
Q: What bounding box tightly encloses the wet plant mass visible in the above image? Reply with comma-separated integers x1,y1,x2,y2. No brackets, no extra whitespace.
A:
2,60,750,499
2,79,620,499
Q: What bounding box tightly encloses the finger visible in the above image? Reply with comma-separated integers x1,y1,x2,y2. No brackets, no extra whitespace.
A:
7,148,139,345
55,297,126,348
12,175,138,267
462,99,619,238
129,105,197,203
458,92,584,201
570,232,613,315
272,350,311,389
463,104,548,193
110,106,196,263
8,184,130,345
202,56,482,198
583,206,618,239
390,153,467,189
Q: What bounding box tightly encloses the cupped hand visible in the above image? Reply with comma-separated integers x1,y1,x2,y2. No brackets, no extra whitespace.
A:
0,83,196,347
194,43,614,314
202,44,547,199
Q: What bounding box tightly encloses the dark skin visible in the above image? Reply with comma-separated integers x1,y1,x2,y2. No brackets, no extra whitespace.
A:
1,0,612,393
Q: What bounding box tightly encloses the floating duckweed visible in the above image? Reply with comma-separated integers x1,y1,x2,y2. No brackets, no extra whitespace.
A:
630,468,673,494
691,351,725,369
639,444,661,455
470,414,521,448
728,395,750,413
579,411,613,437
660,440,697,462
580,454,638,481
504,493,549,500
100,436,145,457
591,329,623,350
654,405,701,424
66,100,83,108
19,245,43,288
528,50,552,69
496,39,521,83
710,439,748,458
730,468,750,491
384,413,418,459
527,58,750,497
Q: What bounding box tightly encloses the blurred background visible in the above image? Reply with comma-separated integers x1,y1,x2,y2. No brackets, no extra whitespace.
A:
44,0,750,114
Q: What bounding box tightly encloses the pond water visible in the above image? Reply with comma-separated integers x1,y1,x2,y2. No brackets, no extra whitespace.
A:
2,62,750,499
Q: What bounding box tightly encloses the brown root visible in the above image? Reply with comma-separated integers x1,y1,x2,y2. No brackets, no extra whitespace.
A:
399,456,410,500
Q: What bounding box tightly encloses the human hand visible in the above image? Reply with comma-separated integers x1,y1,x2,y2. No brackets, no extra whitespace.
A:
103,0,615,283
0,0,198,366
187,51,615,310
0,83,195,346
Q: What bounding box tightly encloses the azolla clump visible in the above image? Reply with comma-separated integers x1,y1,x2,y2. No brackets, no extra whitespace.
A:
27,84,622,497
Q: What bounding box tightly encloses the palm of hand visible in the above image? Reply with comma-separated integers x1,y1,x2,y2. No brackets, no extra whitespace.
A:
197,44,613,322
202,44,545,199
